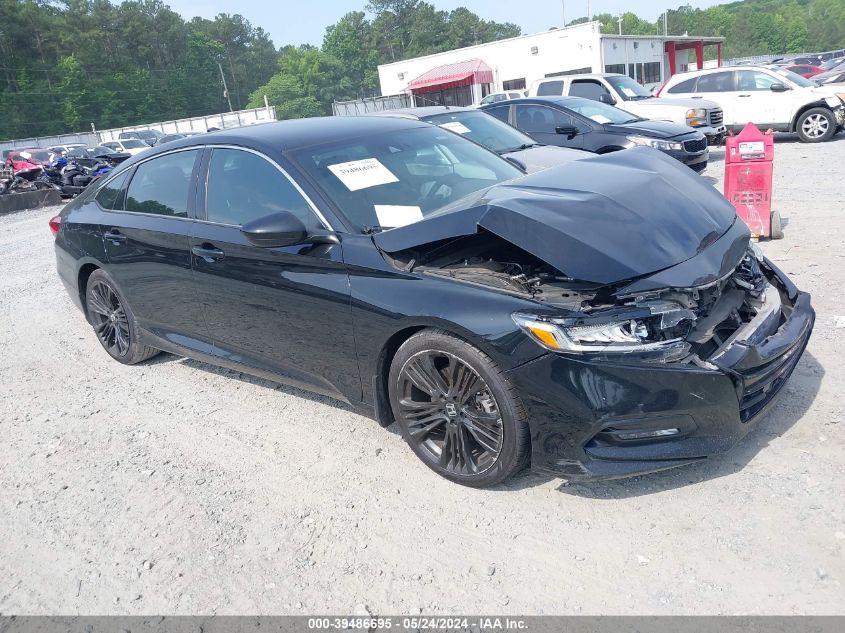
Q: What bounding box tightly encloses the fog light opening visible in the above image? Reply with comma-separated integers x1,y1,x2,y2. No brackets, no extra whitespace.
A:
614,428,680,441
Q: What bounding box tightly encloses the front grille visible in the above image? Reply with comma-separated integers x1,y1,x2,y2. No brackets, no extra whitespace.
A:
709,109,724,126
683,137,708,153
737,335,807,422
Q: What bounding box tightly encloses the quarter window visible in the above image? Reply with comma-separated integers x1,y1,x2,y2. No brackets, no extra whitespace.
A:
206,148,320,229
94,171,129,210
125,150,198,218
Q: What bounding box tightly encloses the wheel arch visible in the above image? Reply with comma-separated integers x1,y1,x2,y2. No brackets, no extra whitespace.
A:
77,261,101,322
789,100,832,132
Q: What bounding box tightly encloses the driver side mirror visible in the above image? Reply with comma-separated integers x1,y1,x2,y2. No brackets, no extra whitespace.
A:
555,125,580,139
770,82,789,92
241,211,339,248
599,93,617,105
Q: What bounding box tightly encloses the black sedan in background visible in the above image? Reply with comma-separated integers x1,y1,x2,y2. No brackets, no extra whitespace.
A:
482,96,709,172
51,117,812,487
368,106,587,173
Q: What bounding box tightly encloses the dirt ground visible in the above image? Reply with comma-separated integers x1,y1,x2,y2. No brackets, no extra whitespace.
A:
0,134,843,616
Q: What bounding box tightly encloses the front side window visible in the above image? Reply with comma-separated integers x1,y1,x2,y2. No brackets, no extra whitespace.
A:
122,139,147,149
484,105,510,123
514,105,575,133
569,80,612,101
695,71,736,93
206,149,321,229
125,150,198,218
291,126,522,231
736,70,781,91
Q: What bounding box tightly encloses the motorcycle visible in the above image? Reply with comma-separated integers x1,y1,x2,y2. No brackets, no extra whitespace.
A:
0,158,54,195
38,156,113,197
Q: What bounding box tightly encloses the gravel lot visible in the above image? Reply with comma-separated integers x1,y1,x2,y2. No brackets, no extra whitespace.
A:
1,135,843,615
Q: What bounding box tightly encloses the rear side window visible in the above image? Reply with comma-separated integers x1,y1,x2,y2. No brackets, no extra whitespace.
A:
536,80,564,96
569,80,610,101
667,76,697,94
695,71,735,92
206,148,320,229
94,171,129,210
125,150,198,218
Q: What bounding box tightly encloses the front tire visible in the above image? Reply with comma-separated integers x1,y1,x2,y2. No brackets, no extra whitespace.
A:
85,269,160,365
388,329,530,488
796,108,836,143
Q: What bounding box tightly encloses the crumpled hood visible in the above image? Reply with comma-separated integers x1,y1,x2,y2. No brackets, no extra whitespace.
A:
374,147,740,285
502,145,588,173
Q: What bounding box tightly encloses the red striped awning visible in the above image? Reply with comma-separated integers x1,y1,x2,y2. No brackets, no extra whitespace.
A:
407,59,494,94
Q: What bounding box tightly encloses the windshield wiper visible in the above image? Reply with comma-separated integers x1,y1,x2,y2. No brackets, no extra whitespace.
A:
499,143,540,153
363,225,388,234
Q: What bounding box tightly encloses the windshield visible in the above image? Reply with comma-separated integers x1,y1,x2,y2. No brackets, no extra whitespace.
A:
606,75,653,101
422,111,538,154
292,126,523,232
564,99,640,124
773,67,816,88
122,139,147,149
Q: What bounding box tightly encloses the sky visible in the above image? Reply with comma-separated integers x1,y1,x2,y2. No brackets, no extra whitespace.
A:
166,0,730,48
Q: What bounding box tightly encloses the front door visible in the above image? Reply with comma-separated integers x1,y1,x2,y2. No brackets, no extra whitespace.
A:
189,147,360,403
512,104,586,149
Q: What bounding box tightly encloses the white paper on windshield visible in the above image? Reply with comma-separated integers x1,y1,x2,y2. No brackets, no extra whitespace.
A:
589,114,612,124
439,121,471,134
621,87,638,97
374,205,424,228
328,158,398,192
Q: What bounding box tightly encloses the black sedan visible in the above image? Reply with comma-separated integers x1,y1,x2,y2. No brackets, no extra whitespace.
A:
482,96,709,172
51,117,813,487
368,106,587,173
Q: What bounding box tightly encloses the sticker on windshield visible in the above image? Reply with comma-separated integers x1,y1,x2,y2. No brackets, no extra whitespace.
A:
328,158,399,192
438,121,471,134
374,205,423,228
621,87,638,97
589,114,612,124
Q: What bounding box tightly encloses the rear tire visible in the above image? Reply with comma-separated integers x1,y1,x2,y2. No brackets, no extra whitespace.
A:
388,329,530,488
85,269,160,365
796,108,836,143
770,209,784,240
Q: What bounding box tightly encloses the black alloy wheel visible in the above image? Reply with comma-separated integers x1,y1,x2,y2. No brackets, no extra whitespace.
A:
88,279,131,357
389,329,530,487
85,269,160,364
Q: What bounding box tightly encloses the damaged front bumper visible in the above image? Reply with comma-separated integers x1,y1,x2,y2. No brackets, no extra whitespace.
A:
507,260,814,481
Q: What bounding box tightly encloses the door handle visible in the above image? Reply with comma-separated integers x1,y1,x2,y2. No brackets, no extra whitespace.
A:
191,245,225,262
738,94,751,97
104,229,126,244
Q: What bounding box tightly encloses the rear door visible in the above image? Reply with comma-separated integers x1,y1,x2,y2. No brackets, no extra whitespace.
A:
690,71,739,125
189,146,360,402
100,148,211,350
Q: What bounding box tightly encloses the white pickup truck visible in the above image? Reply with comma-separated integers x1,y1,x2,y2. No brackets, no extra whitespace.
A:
529,73,727,144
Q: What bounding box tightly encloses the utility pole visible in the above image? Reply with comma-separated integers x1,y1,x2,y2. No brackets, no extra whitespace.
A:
664,10,668,36
587,0,591,20
219,62,233,113
561,0,565,26
618,14,623,35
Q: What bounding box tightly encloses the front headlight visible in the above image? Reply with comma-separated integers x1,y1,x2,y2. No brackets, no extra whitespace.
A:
627,135,683,151
686,108,707,127
513,309,693,359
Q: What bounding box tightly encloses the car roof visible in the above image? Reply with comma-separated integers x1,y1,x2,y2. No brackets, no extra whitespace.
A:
366,106,475,120
487,95,595,108
124,116,431,159
539,73,624,81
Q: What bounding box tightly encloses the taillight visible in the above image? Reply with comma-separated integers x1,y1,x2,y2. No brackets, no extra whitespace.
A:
49,215,61,236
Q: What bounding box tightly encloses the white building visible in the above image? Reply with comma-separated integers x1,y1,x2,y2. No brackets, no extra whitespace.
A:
377,21,723,106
